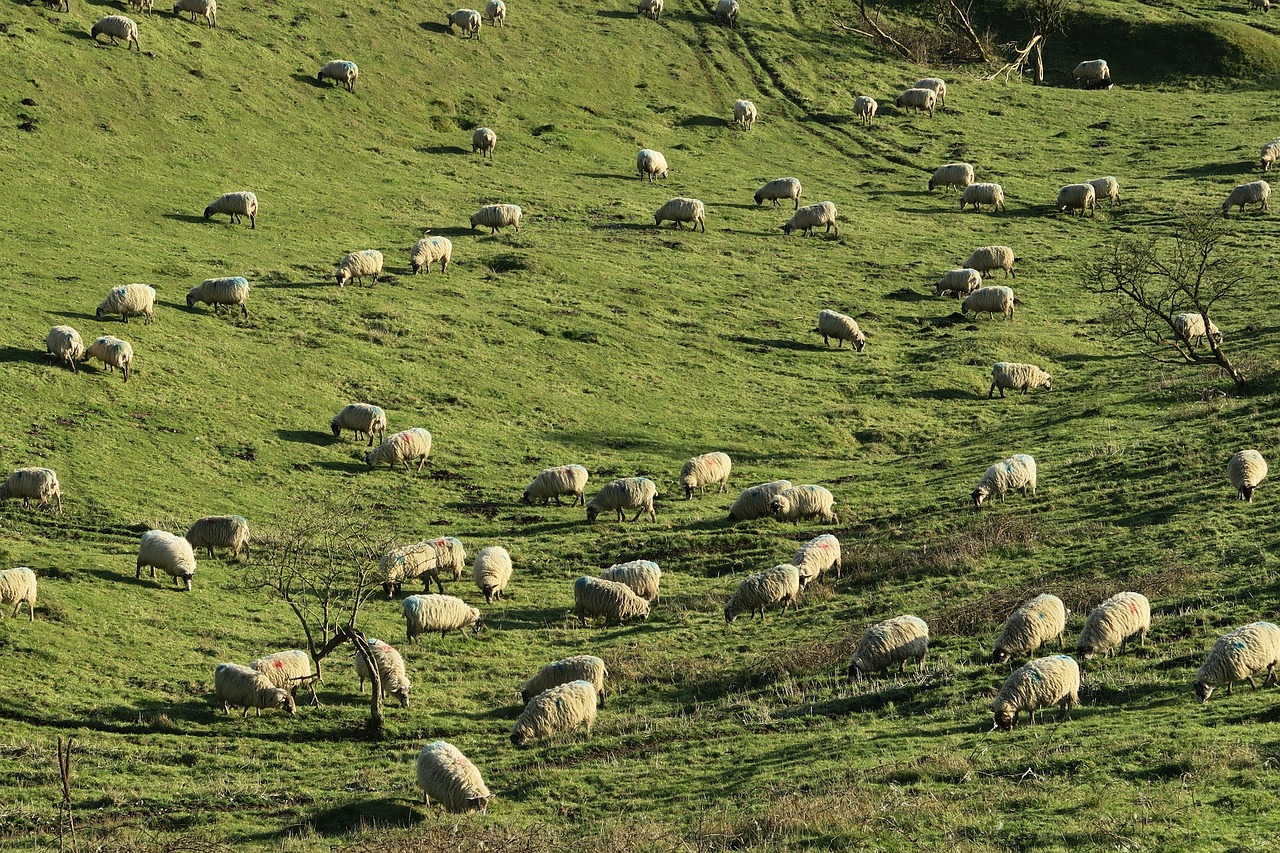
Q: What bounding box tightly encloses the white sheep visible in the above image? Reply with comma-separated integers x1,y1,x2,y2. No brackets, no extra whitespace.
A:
991,655,1080,730
853,95,877,125
914,77,947,107
1087,176,1122,206
85,335,134,382
587,477,658,522
91,15,140,50
1260,138,1280,171
472,546,512,604
928,163,974,192
472,127,496,158
521,655,608,704
416,741,491,813
511,680,598,746
1250,0,1272,11
637,149,669,182
816,309,865,351
203,191,258,228
410,236,452,275
381,537,467,597
335,249,383,287
0,567,37,621
770,484,838,524
1172,312,1222,348
136,530,197,591
353,637,412,706
728,480,792,521
754,177,802,209
971,454,1036,507
366,428,432,472
961,285,1015,321
1076,591,1151,659
934,268,982,298
1056,183,1097,217
187,276,249,318
989,362,1052,398
573,576,651,625
45,326,84,373
792,533,841,587
317,60,359,92
732,97,756,128
724,564,801,622
598,559,661,602
963,246,1018,278
1072,59,1111,87
717,0,740,27
131,0,153,16
172,0,215,27
654,197,706,232
249,649,318,706
185,515,250,558
960,182,1005,213
447,9,482,37
214,663,297,717
522,465,589,506
895,87,936,117
1228,449,1268,502
1194,622,1280,703
470,203,522,233
680,452,732,499
330,403,387,446
96,283,156,325
403,594,483,642
0,468,63,513
992,594,1067,663
848,615,929,681
484,0,505,25
638,0,663,19
1223,180,1270,216
783,201,839,236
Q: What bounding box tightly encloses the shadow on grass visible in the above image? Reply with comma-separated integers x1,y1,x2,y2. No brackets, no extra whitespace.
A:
291,798,415,837
596,9,635,17
1171,160,1255,179
577,171,632,181
677,114,728,129
885,288,932,303
277,429,334,446
806,112,849,127
0,346,47,366
314,460,369,473
419,21,453,34
915,388,979,401
423,225,478,237
417,145,470,155
292,72,328,89
162,213,207,225
731,335,824,352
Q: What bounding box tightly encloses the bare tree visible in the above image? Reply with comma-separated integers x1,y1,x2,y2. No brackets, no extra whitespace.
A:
836,0,992,64
986,0,1071,84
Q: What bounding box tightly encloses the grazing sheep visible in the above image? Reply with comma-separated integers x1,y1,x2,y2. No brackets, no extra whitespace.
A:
353,638,412,706
381,537,467,597
335,249,384,287
511,680,598,746
638,0,663,19
895,87,936,117
472,546,512,604
0,468,62,513
1260,139,1280,171
724,564,801,622
598,560,661,602
960,182,1005,213
654,197,706,232
186,276,249,318
732,98,756,128
637,149,669,182
403,594,483,642
1172,312,1222,346
1076,591,1151,659
330,403,387,446
989,362,1052,398
410,236,452,275
470,203,522,233
83,336,130,385
991,655,1080,730
317,60,359,92
754,177,802,209
136,530,197,591
573,576,651,626
1056,183,1097,216
792,533,841,587
203,191,258,228
848,615,930,681
1195,622,1280,703
472,127,496,158
680,452,732,499
914,77,947,107
1072,59,1111,87
365,428,433,472
1087,176,1122,206
1223,180,1270,216
716,0,740,27
0,567,37,621
45,326,84,373
854,95,877,126
971,454,1037,507
214,663,296,717
992,594,1067,663
185,516,250,559
1250,0,1272,11
249,649,318,706
416,741,491,813
963,246,1018,279
96,283,156,325
587,477,658,522
484,0,505,25
928,163,974,192
934,268,982,298
769,484,838,524
521,655,608,704
1228,449,1268,502
816,309,865,351
783,201,839,236
961,285,1015,321
728,480,792,521
172,0,215,27
522,465,589,506
91,15,140,50
44,0,70,11
131,0,153,16
447,8,482,37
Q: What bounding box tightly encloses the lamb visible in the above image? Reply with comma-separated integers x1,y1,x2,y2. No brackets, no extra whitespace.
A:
91,15,140,50
472,127,496,158
991,594,1067,662
484,0,505,25
637,149,669,182
1260,139,1280,171
1222,180,1270,216
792,533,841,587
0,468,62,513
1227,449,1268,502
136,530,197,591
470,203,522,233
894,87,936,118
960,182,1006,213
416,741,491,813
1056,183,1097,217
728,480,792,521
928,163,974,192
914,77,947,107
816,309,865,351
989,362,1052,398
770,484,838,524
330,403,387,446
0,567,37,621
1072,59,1111,87
587,477,658,522
203,191,258,228
638,0,663,19
598,559,661,602
1171,312,1222,347
963,246,1018,279
1194,622,1280,702
186,276,249,318
317,60,359,92
573,576,651,626
249,649,318,706
185,515,250,559
353,637,412,706
848,615,930,681
934,268,981,298
754,177,802,209
381,537,467,597
45,326,84,373
214,663,296,717
365,428,433,472
724,564,800,623
783,201,839,236
1076,591,1151,659
716,0,740,27
472,546,512,604
853,95,877,125
410,236,452,275
96,283,156,324
521,655,608,704
971,454,1036,507
511,680,598,746
84,333,133,381
447,9,482,37
522,465,589,506
961,285,1015,321
335,249,384,287
654,197,706,232
172,0,215,27
732,98,756,128
991,655,1080,730
679,452,732,499
1087,176,1122,206
403,594,483,642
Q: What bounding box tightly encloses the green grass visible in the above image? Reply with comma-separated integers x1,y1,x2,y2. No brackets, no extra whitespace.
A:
5,0,1280,848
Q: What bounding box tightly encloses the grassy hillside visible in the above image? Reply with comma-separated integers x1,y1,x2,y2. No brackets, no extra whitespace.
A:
5,0,1280,848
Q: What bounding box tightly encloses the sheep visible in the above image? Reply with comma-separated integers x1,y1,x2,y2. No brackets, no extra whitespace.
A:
732,98,756,128
96,283,156,325
792,533,841,587
1056,183,1097,217
45,326,84,373
0,468,62,513
187,276,249,318
1223,180,1271,216
131,0,153,16
895,87,936,118
511,680,598,746
654,197,706,232
1072,59,1111,87
971,454,1036,507
249,649,319,706
521,655,608,704
470,203,522,233
961,285,1015,321
335,249,384,287
914,77,947,107
754,177,802,209
381,537,467,597
587,477,658,523
991,655,1080,730
680,452,732,499
214,663,297,717
91,15,140,50
484,0,505,25
172,0,215,27
1194,622,1280,703
598,559,661,602
853,95,877,126
447,9,482,37
353,638,412,706
848,615,930,681
992,594,1068,663
963,246,1018,279
522,465,589,506
416,741,491,813
83,333,133,380
43,0,69,11
782,201,839,236
472,127,496,158
317,60,359,92
472,546,512,604
716,0,740,27
724,564,801,622
638,0,663,18
637,149,669,182
960,182,1005,213
330,403,387,446
770,484,838,524
989,362,1052,398
1228,449,1268,502
928,163,974,192
1250,0,1272,10
365,428,433,472
410,236,453,275
573,576,651,626
1260,138,1280,171
403,594,483,642
0,567,37,621
934,268,982,298
1172,312,1222,347
185,515,250,559
136,530,197,591
1087,176,1122,206
203,191,258,228
816,309,865,351
728,480,792,521
1076,591,1151,659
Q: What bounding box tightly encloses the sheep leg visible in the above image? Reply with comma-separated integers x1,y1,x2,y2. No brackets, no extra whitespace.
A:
1247,676,1259,690
630,507,645,522
1265,666,1277,686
